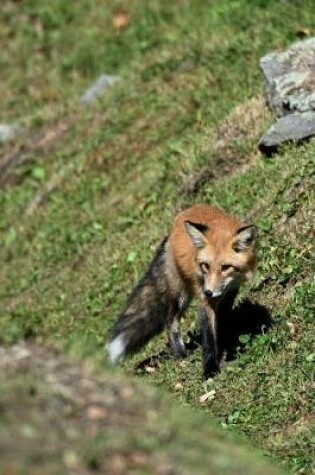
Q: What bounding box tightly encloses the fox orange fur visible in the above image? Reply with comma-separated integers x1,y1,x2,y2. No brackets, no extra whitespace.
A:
107,204,257,378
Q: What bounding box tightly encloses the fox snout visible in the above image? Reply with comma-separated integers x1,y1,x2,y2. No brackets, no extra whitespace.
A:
204,289,214,299
203,274,236,301
203,286,224,301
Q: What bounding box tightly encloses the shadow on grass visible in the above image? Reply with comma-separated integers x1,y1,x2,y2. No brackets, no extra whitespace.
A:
217,299,273,361
135,299,273,373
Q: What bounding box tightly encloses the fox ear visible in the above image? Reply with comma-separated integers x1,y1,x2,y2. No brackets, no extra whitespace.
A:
233,225,257,252
184,221,208,248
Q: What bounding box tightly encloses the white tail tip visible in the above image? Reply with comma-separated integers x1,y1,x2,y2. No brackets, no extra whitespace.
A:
106,334,125,363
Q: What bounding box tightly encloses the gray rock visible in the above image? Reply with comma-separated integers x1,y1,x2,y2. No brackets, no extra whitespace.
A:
80,74,120,106
258,111,315,155
0,124,22,142
260,37,315,117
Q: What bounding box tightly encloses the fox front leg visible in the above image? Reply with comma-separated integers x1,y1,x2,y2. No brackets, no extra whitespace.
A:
166,316,187,358
216,288,239,359
166,297,190,359
198,306,219,379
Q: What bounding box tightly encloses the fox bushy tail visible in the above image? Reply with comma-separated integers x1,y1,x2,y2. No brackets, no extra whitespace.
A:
106,238,171,362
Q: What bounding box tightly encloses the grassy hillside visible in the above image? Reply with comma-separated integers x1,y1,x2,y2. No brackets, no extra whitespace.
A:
0,343,285,475
0,0,314,473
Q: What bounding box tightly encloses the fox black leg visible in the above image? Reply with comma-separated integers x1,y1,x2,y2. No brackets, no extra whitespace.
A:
167,316,187,358
198,307,219,379
217,288,239,317
166,297,190,358
216,288,239,359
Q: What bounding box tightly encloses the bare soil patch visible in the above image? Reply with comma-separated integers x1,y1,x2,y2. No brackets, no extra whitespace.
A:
182,95,271,195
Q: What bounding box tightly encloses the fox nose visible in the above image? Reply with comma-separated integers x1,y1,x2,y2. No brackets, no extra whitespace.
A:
204,289,213,299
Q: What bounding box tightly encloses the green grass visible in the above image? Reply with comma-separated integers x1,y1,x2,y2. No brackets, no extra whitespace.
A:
0,0,314,473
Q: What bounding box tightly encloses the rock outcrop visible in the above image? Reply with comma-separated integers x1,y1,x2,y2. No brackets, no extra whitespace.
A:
259,38,315,155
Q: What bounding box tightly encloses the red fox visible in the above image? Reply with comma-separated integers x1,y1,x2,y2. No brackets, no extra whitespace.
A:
107,204,257,378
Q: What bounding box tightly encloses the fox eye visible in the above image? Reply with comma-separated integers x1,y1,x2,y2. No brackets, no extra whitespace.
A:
221,264,232,272
200,262,210,273
221,264,240,272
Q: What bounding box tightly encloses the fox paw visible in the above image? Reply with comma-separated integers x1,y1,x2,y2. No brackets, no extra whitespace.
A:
169,340,188,359
203,356,220,379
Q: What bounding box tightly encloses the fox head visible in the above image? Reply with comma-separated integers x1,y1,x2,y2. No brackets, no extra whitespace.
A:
184,220,257,302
